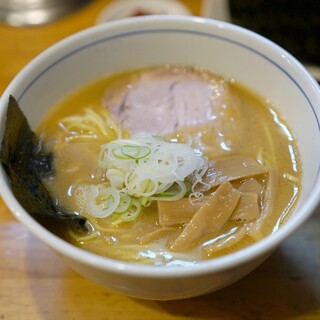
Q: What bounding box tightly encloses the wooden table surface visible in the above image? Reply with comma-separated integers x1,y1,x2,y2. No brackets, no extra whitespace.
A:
0,1,320,319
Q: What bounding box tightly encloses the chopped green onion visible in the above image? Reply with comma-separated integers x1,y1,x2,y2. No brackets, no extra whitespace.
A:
82,133,208,221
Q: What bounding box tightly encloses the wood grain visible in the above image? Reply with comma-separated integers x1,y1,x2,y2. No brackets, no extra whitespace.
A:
0,1,319,319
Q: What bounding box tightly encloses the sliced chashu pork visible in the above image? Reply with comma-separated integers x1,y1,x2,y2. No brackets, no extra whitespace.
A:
102,68,244,154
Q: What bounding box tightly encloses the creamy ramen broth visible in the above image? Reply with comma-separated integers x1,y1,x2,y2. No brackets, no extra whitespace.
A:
37,66,301,265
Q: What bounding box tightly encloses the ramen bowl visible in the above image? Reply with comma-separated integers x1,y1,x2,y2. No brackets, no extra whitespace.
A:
0,16,320,300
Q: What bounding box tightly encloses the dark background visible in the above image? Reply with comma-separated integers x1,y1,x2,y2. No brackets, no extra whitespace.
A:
229,0,320,66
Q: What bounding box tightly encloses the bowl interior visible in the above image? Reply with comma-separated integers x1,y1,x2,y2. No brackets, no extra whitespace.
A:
1,16,320,274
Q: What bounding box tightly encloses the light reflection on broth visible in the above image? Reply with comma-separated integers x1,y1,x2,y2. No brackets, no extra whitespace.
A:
37,66,301,265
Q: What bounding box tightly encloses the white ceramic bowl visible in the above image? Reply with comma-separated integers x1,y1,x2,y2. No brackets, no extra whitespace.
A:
1,16,320,300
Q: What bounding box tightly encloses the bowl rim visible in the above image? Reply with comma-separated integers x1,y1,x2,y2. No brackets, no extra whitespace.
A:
1,15,320,278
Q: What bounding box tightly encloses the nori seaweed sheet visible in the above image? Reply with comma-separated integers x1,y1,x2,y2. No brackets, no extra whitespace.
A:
0,96,87,235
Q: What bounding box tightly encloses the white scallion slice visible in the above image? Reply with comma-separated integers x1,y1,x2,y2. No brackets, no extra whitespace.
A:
112,145,151,160
114,194,132,214
132,174,158,197
150,181,187,201
87,185,120,218
120,198,142,221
